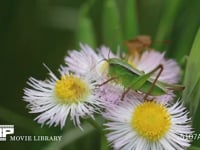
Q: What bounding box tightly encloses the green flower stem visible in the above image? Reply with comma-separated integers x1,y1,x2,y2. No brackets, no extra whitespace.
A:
86,118,104,134
87,118,110,150
100,133,110,150
188,146,200,150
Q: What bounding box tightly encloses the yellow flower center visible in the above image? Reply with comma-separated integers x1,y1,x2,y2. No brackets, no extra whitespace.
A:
131,101,171,141
55,75,89,103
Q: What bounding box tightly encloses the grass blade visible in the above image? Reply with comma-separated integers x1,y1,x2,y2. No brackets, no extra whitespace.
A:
124,0,138,39
169,0,200,61
102,0,123,52
154,0,181,50
76,3,96,47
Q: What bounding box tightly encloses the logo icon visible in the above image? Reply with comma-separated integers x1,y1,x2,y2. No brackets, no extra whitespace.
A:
0,125,14,141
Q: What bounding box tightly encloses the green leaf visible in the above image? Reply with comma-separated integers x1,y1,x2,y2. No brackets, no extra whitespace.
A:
182,28,200,117
124,0,138,39
44,123,95,150
102,0,123,52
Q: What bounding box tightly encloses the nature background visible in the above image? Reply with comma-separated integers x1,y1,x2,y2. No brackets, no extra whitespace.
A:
0,0,200,149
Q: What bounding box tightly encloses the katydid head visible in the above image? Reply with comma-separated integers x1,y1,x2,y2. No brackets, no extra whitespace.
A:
96,59,109,75
95,48,119,76
95,51,113,77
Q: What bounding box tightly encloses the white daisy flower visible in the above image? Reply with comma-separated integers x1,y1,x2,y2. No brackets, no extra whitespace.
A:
104,98,192,150
65,44,117,79
65,44,101,77
23,66,103,129
129,50,180,84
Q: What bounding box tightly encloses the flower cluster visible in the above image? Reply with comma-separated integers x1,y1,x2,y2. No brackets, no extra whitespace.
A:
23,44,192,150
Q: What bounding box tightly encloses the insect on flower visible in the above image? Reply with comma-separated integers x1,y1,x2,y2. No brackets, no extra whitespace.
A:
98,57,184,100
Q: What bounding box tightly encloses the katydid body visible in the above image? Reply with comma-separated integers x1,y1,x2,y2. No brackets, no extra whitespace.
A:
106,58,184,97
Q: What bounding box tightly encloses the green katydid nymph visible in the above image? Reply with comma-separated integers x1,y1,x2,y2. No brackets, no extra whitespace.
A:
98,57,185,100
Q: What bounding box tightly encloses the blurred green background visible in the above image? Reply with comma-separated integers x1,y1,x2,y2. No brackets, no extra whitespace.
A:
0,0,200,149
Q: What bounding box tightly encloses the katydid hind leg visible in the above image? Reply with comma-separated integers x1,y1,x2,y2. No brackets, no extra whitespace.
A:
143,64,164,100
121,88,130,101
